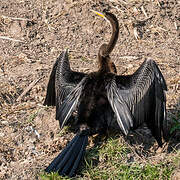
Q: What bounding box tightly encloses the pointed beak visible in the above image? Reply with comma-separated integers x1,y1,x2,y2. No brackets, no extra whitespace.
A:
91,10,107,20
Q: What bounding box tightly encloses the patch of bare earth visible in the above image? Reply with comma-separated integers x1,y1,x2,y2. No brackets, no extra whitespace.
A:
0,0,179,179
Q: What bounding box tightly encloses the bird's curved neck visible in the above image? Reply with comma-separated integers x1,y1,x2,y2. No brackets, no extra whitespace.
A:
98,13,119,73
104,18,119,57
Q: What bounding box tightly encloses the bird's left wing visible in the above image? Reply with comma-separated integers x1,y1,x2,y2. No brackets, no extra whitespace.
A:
43,49,86,119
106,59,167,146
56,77,87,129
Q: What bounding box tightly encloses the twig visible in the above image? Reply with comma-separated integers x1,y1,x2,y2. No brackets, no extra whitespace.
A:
136,14,154,24
126,140,145,161
110,0,128,4
16,77,42,102
0,36,23,42
141,6,148,18
174,22,178,30
157,27,168,32
118,55,140,60
114,6,124,13
1,15,31,21
156,0,161,7
133,27,140,40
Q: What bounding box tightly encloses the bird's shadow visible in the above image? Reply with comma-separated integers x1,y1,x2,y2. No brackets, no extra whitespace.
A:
123,97,180,155
165,97,180,153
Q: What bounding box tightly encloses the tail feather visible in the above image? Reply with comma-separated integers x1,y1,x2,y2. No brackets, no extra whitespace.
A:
45,134,79,173
69,135,88,177
60,135,88,176
56,135,83,173
45,131,88,177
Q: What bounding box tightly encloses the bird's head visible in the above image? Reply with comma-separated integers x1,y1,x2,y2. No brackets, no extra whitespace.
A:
91,10,118,25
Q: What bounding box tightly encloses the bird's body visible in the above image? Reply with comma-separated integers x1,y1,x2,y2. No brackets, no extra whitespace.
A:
44,10,168,177
74,72,115,133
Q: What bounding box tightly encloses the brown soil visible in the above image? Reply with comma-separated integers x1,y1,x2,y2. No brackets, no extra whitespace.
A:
0,0,179,179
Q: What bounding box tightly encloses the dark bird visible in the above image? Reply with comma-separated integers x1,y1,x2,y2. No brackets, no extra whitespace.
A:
43,10,168,177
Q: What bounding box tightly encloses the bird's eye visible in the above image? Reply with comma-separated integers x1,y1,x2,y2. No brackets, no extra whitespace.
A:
103,9,107,13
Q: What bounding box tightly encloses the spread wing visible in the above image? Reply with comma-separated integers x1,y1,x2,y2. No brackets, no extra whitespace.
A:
43,49,86,119
56,77,87,129
106,59,167,146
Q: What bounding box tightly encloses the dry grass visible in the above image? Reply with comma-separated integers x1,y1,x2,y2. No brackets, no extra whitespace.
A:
0,0,179,179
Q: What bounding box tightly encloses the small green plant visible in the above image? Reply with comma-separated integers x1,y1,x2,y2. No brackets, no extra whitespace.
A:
81,56,89,62
40,172,70,180
170,117,180,134
27,111,38,124
58,126,70,136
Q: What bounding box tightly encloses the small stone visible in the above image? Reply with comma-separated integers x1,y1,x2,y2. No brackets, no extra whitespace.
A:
1,121,8,125
9,21,23,38
0,132,5,137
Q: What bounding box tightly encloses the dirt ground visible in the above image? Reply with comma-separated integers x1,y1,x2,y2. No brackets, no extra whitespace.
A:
0,0,180,179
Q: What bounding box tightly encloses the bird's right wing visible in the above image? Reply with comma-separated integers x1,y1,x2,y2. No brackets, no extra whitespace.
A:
43,49,86,119
106,79,134,135
106,59,167,146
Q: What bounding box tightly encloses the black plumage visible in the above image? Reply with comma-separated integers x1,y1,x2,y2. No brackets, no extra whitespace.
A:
45,130,88,177
44,10,168,177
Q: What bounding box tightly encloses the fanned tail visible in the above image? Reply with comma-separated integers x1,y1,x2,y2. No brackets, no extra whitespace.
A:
45,130,89,177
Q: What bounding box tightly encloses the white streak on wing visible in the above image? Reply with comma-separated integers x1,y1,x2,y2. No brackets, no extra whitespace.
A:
60,77,87,128
114,104,128,135
107,83,129,135
61,99,77,129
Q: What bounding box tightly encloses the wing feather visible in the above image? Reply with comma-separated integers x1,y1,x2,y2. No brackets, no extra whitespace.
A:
107,58,167,146
44,49,86,107
56,77,87,129
106,79,133,135
43,55,60,106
